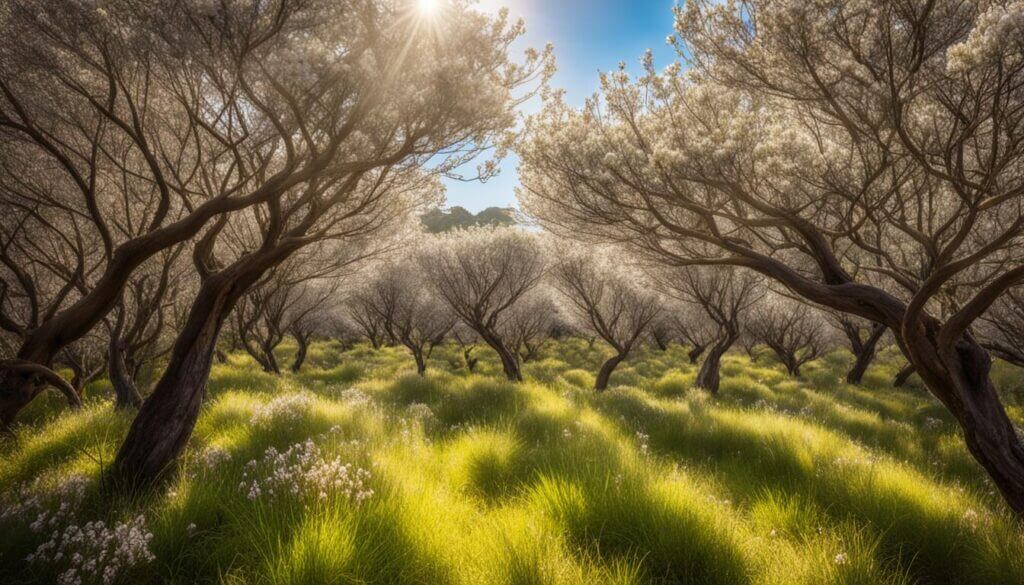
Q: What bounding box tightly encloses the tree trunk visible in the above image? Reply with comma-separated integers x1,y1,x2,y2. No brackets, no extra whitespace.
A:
215,349,228,364
109,336,143,410
655,337,668,351
894,364,915,387
694,335,736,395
496,344,522,381
594,353,625,392
291,337,309,373
413,349,427,376
844,323,886,385
846,348,874,385
687,345,706,364
260,344,281,374
111,271,246,489
907,333,1024,516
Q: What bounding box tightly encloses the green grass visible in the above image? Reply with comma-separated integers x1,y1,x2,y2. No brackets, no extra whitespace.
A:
2,339,1023,584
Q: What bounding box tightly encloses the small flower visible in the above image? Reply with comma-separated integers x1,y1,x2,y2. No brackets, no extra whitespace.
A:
834,552,848,565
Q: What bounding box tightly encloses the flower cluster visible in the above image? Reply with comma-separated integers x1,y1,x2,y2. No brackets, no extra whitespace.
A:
199,446,232,469
406,402,434,422
27,515,154,585
947,1,1024,73
635,431,650,455
1,475,90,534
250,393,315,428
240,439,373,504
338,387,373,408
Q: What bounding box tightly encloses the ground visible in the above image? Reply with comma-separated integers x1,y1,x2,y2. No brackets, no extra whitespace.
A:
2,340,1024,584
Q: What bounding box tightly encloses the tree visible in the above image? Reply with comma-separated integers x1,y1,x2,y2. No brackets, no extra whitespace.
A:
518,0,1024,513
747,298,830,378
419,228,546,382
648,317,676,352
673,312,718,364
737,332,762,362
111,0,550,488
550,248,661,391
289,295,337,374
347,291,389,350
0,0,355,421
232,258,340,375
502,291,559,363
358,263,456,375
829,313,889,385
654,266,760,394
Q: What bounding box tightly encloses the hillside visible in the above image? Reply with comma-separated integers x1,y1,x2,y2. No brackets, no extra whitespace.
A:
2,341,1023,584
420,206,518,233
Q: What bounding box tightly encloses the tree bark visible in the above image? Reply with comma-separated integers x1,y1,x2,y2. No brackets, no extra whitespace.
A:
109,336,143,410
594,353,625,392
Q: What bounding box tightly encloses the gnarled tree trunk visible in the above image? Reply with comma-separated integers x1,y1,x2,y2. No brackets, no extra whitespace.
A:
907,331,1024,515
112,263,261,489
291,334,310,373
843,323,886,385
595,353,625,392
694,333,738,395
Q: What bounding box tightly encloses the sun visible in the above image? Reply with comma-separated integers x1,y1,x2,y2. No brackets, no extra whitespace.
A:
417,0,438,15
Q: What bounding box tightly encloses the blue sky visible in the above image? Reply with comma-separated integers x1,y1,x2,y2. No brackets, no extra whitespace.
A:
442,0,681,212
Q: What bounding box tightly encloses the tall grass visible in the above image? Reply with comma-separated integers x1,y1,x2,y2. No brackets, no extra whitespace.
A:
2,339,1022,584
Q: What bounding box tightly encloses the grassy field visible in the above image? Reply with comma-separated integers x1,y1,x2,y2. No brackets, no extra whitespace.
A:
2,340,1024,584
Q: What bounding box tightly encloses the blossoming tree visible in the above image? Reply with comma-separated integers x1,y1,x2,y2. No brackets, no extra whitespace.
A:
518,0,1024,512
108,0,550,487
550,247,661,391
652,266,761,393
418,228,546,382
